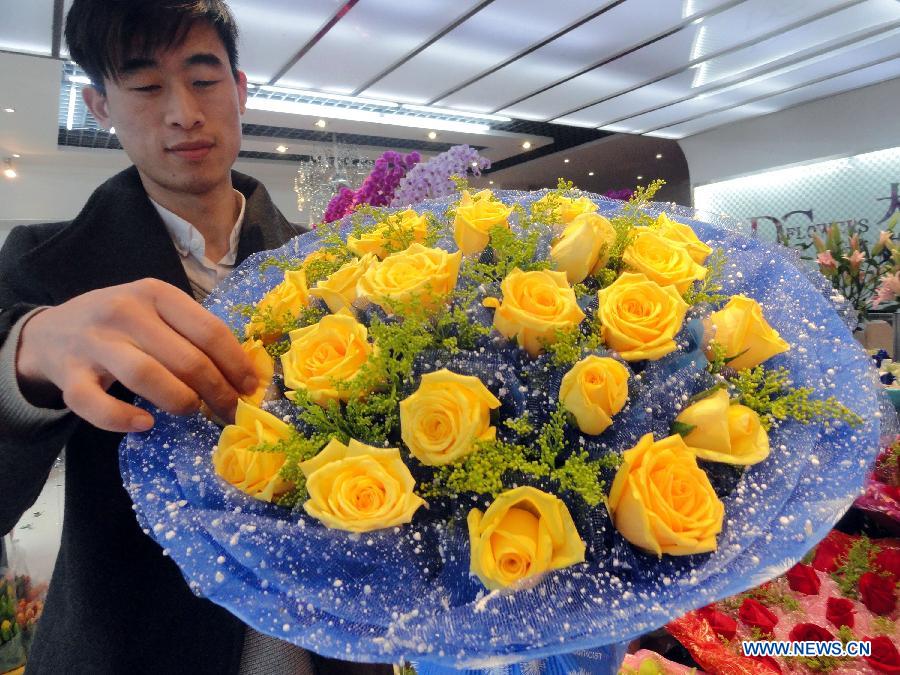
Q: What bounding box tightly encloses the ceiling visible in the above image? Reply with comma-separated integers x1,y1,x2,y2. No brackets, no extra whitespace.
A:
1,0,899,173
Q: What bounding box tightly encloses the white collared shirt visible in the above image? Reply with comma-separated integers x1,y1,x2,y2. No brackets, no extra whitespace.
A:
150,190,246,300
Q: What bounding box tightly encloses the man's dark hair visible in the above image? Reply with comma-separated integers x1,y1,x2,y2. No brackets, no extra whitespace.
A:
64,0,240,94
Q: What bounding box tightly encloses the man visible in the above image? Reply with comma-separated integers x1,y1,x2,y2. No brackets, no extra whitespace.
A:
0,2,384,672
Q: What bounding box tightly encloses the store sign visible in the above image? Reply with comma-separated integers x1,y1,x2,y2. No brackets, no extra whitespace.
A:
693,147,900,248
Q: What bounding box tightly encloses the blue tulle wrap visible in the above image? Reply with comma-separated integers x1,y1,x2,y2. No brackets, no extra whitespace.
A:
119,191,894,674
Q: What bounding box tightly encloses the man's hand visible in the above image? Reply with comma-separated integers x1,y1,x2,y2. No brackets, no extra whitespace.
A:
15,278,258,433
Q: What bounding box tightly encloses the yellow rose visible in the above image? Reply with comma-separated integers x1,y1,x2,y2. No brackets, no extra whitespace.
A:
655,213,713,265
706,295,790,370
532,194,598,228
245,269,310,343
281,314,373,405
608,433,724,556
309,253,378,313
357,243,461,313
347,209,428,259
483,268,586,357
240,338,274,407
675,389,770,465
212,399,294,502
300,438,425,532
467,486,585,590
597,272,689,361
300,249,338,269
622,229,708,293
550,212,616,284
400,369,501,466
453,189,514,255
559,356,630,435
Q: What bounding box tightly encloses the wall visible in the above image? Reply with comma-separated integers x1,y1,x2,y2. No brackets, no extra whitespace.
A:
678,77,900,187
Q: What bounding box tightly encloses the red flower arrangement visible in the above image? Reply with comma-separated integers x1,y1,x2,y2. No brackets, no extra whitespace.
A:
825,596,855,629
738,598,778,635
864,635,900,673
786,563,821,595
667,531,899,674
787,622,834,642
859,571,897,615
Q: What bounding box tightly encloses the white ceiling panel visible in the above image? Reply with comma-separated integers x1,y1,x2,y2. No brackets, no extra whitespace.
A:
555,0,900,127
0,0,54,56
436,0,738,113
277,0,481,95
360,0,607,105
499,0,850,121
600,32,900,133
624,30,900,133
228,0,344,84
653,59,900,139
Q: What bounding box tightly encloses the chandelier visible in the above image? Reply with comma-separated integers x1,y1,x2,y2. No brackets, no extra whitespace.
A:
293,136,373,226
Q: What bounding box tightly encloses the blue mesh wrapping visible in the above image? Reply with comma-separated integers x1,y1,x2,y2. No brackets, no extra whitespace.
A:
119,191,895,673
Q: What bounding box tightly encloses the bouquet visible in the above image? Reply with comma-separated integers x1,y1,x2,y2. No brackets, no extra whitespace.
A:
120,180,888,673
804,223,899,320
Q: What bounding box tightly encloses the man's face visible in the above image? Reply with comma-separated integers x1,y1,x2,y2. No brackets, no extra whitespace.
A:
83,21,247,199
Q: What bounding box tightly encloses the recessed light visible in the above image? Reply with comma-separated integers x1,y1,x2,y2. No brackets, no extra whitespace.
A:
489,180,494,185
11,153,20,158
522,141,532,150
3,108,14,114
563,158,569,163
427,131,437,140
588,171,595,176
3,158,16,179
276,145,289,153
637,175,643,180
315,119,327,128
655,153,663,159
109,127,116,134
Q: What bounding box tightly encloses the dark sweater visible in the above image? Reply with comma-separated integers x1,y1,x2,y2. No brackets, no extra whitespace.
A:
0,166,299,673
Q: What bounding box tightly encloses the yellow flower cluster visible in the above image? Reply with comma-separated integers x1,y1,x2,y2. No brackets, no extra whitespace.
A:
215,187,798,586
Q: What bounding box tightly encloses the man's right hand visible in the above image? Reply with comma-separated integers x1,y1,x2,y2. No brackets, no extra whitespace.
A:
14,278,259,433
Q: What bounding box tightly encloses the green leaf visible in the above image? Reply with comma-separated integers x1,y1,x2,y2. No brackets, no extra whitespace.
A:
671,421,696,437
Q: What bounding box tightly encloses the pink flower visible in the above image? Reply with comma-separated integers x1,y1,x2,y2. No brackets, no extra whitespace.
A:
817,250,837,269
874,272,900,306
850,234,860,251
879,230,893,248
844,249,865,272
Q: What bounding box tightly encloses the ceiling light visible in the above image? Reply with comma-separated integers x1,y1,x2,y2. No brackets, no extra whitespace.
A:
246,97,491,134
637,175,643,180
3,108,14,114
256,85,398,109
427,131,437,140
656,153,663,159
522,141,532,150
3,158,17,179
563,158,569,163
12,153,20,158
489,180,494,185
275,145,289,153
588,171,595,176
315,119,327,128
400,103,511,123
109,127,116,134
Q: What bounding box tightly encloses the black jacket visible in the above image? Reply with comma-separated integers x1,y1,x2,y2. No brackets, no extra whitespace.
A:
0,166,299,673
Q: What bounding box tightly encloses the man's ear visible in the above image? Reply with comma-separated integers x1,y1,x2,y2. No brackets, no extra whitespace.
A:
236,70,248,115
82,86,112,129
